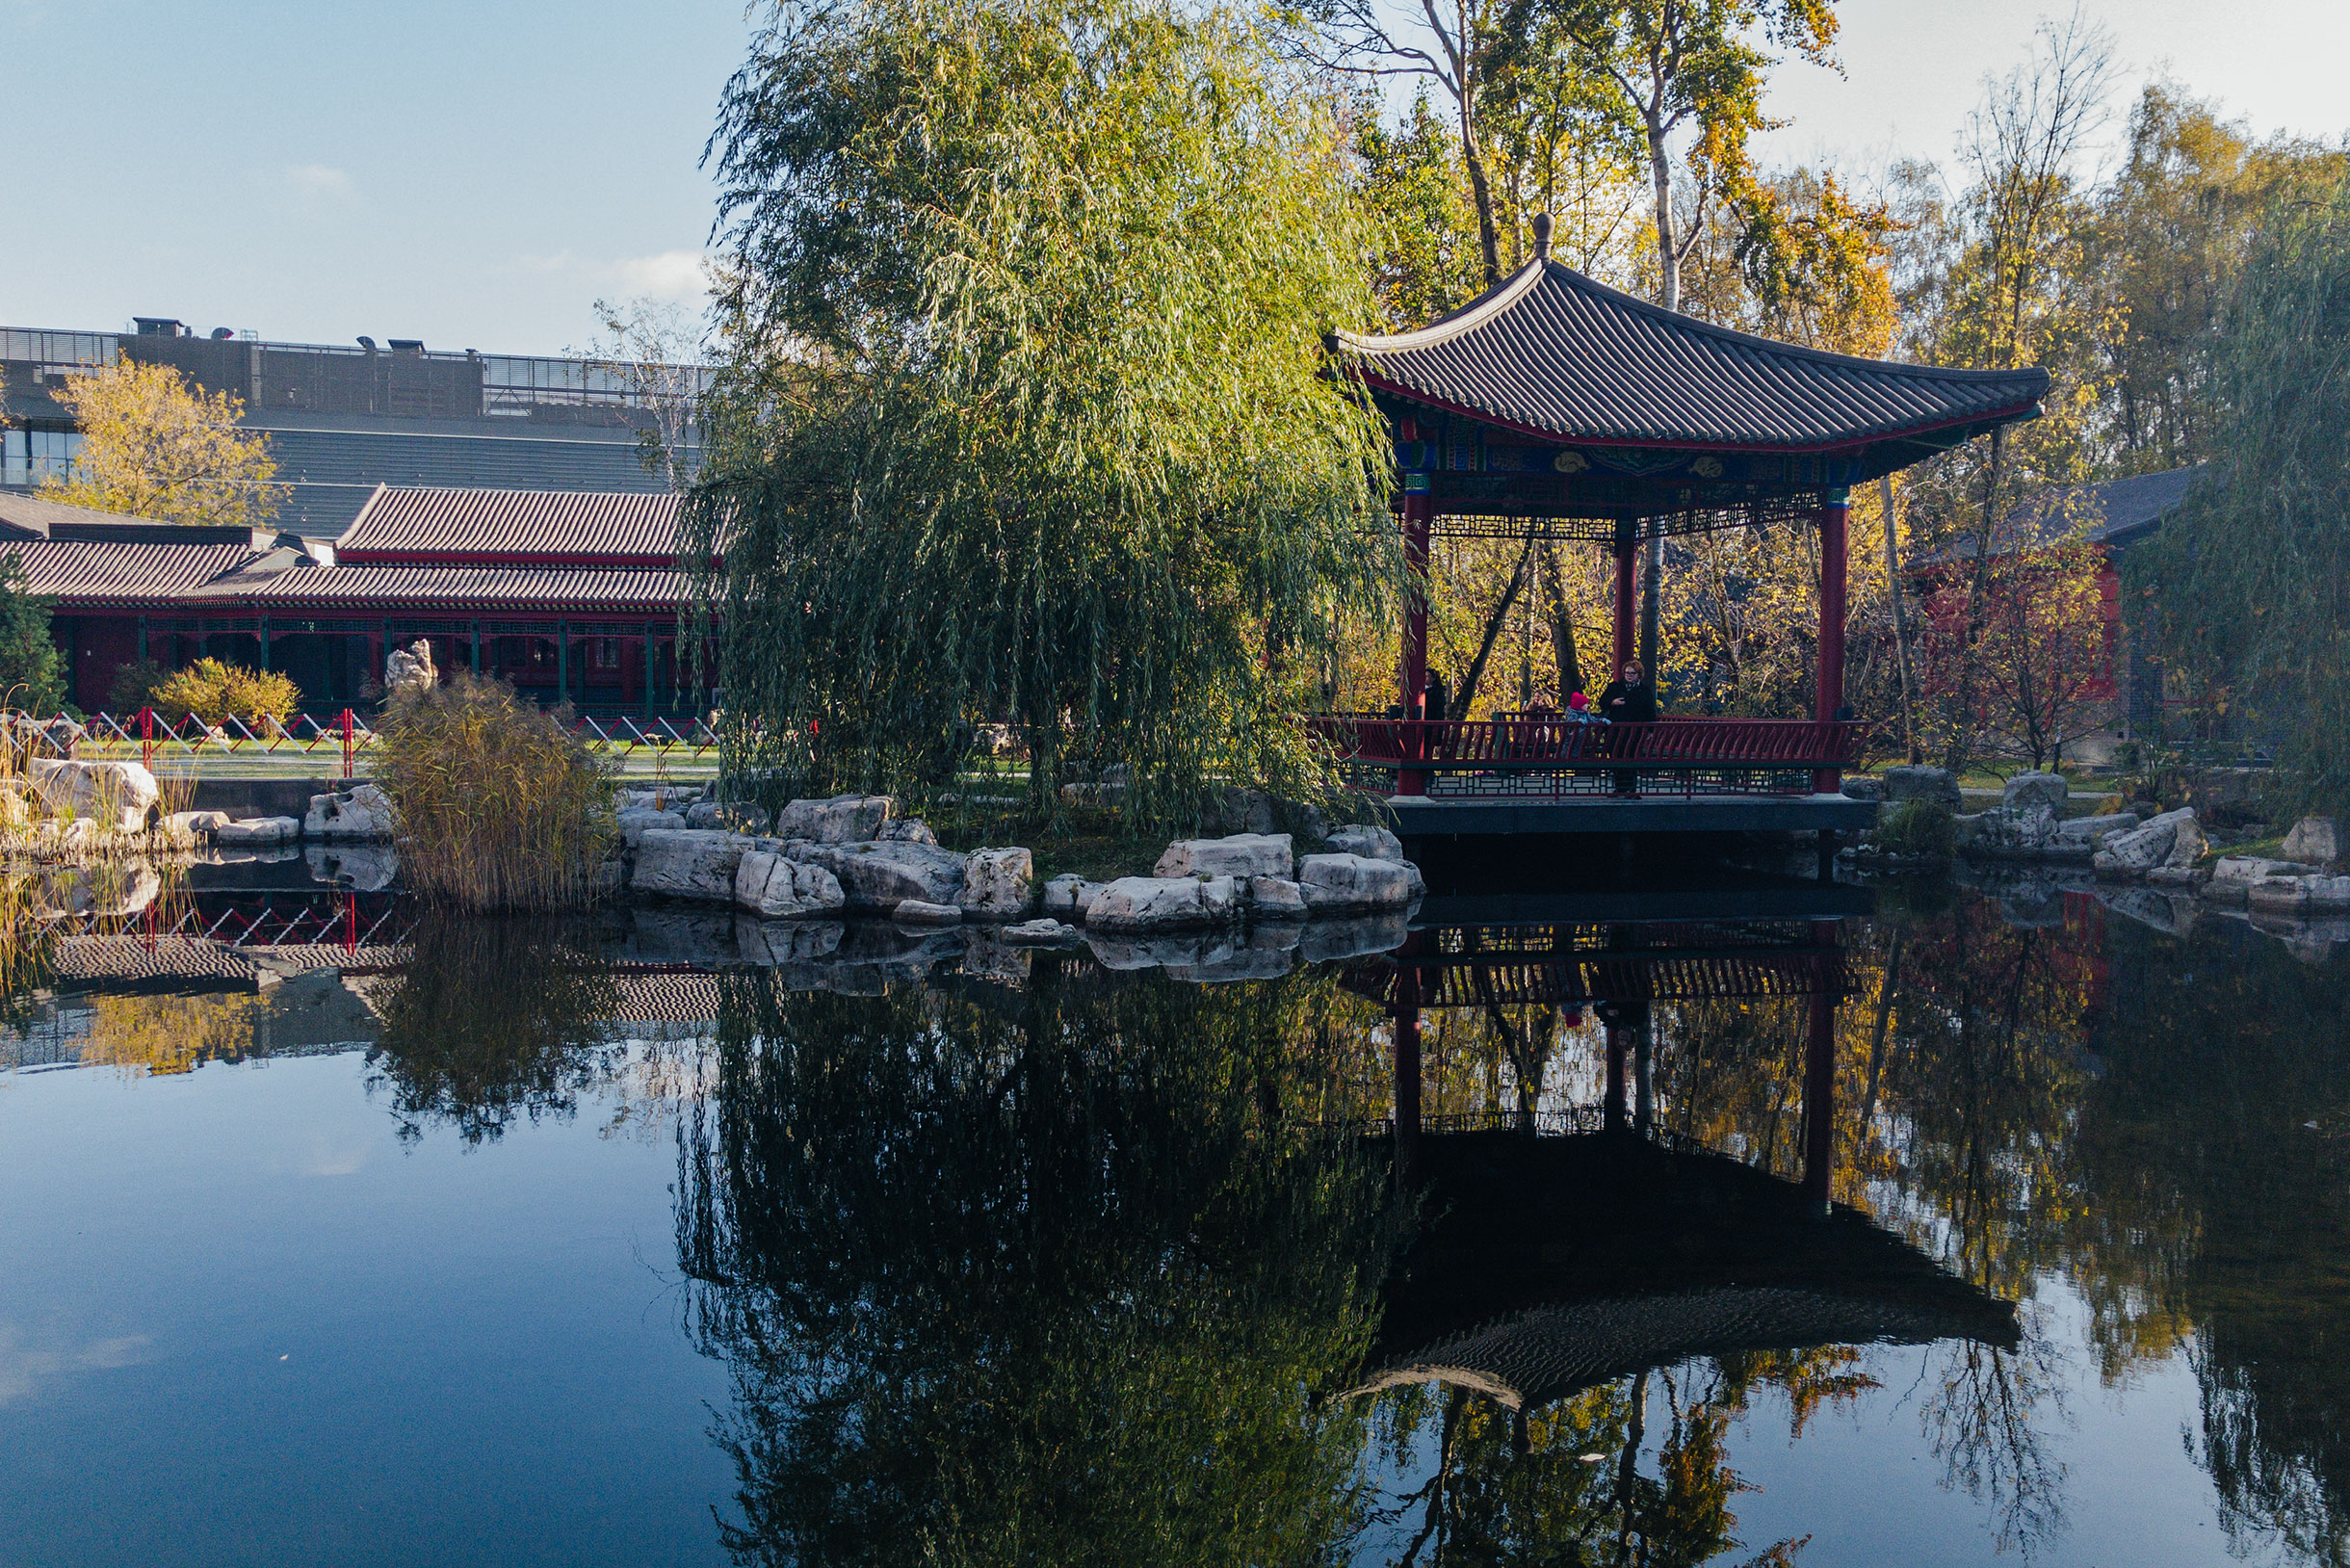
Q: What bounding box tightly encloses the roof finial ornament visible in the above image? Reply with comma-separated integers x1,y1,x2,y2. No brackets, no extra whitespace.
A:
1532,213,1554,263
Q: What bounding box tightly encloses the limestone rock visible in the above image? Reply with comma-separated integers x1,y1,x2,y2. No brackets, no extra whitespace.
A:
686,799,771,834
775,794,897,844
1956,804,2058,858
1881,765,1962,809
1325,824,1405,863
2249,875,2313,914
1086,875,1241,933
1248,875,1309,918
1296,852,1416,913
734,850,847,920
2001,771,2069,811
2052,811,2138,845
2284,816,2342,867
616,807,688,847
876,818,938,845
384,639,436,691
1840,776,1886,802
2147,865,2206,888
893,898,963,926
2203,857,2309,904
1154,833,1293,881
785,838,968,912
1042,874,1098,920
307,844,398,892
2165,813,2207,868
304,782,396,841
169,810,233,837
215,815,300,847
631,829,755,902
28,758,161,833
2093,808,2196,879
2309,875,2350,912
959,847,1034,920
1004,918,1084,946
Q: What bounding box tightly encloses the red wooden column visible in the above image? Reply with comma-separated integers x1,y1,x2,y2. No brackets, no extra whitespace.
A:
1397,481,1436,797
1814,490,1850,793
1610,523,1638,675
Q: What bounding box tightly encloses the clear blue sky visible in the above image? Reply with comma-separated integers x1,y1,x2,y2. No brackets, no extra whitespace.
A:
5,0,2345,356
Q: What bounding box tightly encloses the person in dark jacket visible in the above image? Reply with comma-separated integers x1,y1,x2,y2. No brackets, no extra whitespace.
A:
1596,659,1656,795
1423,667,1449,724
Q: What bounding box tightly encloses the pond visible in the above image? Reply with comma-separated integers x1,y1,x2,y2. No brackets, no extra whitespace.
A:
3,873,2348,1566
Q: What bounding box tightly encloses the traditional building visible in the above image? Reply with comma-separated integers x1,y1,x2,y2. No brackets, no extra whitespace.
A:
1316,225,2048,829
2,486,698,717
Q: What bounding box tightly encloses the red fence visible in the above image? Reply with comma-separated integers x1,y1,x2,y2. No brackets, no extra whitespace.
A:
8,708,721,774
1306,714,1866,798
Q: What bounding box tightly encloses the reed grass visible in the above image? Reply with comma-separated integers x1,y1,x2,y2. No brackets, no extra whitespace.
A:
372,672,614,911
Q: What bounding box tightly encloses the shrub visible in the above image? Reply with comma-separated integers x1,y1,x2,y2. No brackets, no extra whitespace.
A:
1873,798,1957,859
106,659,167,715
372,672,614,911
142,658,301,727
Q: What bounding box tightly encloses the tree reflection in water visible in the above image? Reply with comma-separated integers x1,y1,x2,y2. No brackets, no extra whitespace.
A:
650,883,2350,1565
365,914,623,1144
674,960,1405,1567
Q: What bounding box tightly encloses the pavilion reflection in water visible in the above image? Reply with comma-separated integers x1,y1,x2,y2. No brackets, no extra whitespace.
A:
1343,893,2021,1416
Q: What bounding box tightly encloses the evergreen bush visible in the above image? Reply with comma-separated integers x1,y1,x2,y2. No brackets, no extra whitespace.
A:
1873,798,1957,859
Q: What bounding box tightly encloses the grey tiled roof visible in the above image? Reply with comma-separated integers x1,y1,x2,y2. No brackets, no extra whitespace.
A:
337,484,682,559
11,538,258,602
1338,260,2050,450
182,561,682,612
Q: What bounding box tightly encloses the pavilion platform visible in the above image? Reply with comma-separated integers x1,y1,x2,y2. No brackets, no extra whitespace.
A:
1388,790,1875,840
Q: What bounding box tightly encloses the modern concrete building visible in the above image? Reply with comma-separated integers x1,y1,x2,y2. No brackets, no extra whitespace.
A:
2,317,704,536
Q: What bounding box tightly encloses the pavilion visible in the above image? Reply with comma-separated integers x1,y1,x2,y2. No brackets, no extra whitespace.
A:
1320,219,2049,835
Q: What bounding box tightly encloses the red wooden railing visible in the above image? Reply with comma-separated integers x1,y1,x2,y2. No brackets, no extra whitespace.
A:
1305,714,1866,798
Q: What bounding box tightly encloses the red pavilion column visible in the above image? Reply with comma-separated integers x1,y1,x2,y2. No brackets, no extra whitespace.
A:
1397,484,1435,797
1814,490,1850,793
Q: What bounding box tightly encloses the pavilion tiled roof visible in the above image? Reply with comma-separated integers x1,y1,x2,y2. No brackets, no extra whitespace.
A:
336,484,683,559
9,538,258,604
1337,259,2050,452
182,561,683,614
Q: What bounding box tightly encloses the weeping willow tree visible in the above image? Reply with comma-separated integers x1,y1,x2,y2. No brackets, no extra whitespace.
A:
688,0,1398,826
2130,173,2350,805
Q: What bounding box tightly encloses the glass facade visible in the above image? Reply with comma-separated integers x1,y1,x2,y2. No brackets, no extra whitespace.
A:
1,429,83,486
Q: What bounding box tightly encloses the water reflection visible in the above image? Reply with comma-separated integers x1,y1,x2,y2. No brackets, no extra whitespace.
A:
11,872,2350,1565
675,964,1403,1564
364,915,623,1143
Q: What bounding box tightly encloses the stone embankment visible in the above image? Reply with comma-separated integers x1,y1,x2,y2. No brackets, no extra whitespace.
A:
614,792,1423,945
0,761,398,864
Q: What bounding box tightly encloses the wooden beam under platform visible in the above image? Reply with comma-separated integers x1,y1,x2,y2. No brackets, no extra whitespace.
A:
1388,792,1878,838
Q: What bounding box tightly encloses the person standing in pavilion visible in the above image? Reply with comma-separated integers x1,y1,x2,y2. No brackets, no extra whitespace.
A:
1598,659,1657,796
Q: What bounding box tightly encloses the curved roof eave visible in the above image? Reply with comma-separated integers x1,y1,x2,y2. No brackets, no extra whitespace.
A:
1335,257,2050,452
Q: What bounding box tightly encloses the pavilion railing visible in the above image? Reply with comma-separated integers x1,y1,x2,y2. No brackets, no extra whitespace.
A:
1306,714,1867,798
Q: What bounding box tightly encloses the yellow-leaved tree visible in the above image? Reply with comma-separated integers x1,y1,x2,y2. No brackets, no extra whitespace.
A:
39,360,288,529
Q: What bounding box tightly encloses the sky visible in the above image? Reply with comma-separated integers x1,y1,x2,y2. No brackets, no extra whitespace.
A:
4,0,2346,357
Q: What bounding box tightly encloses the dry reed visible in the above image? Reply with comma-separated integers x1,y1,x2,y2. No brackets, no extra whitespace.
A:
371,672,614,911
